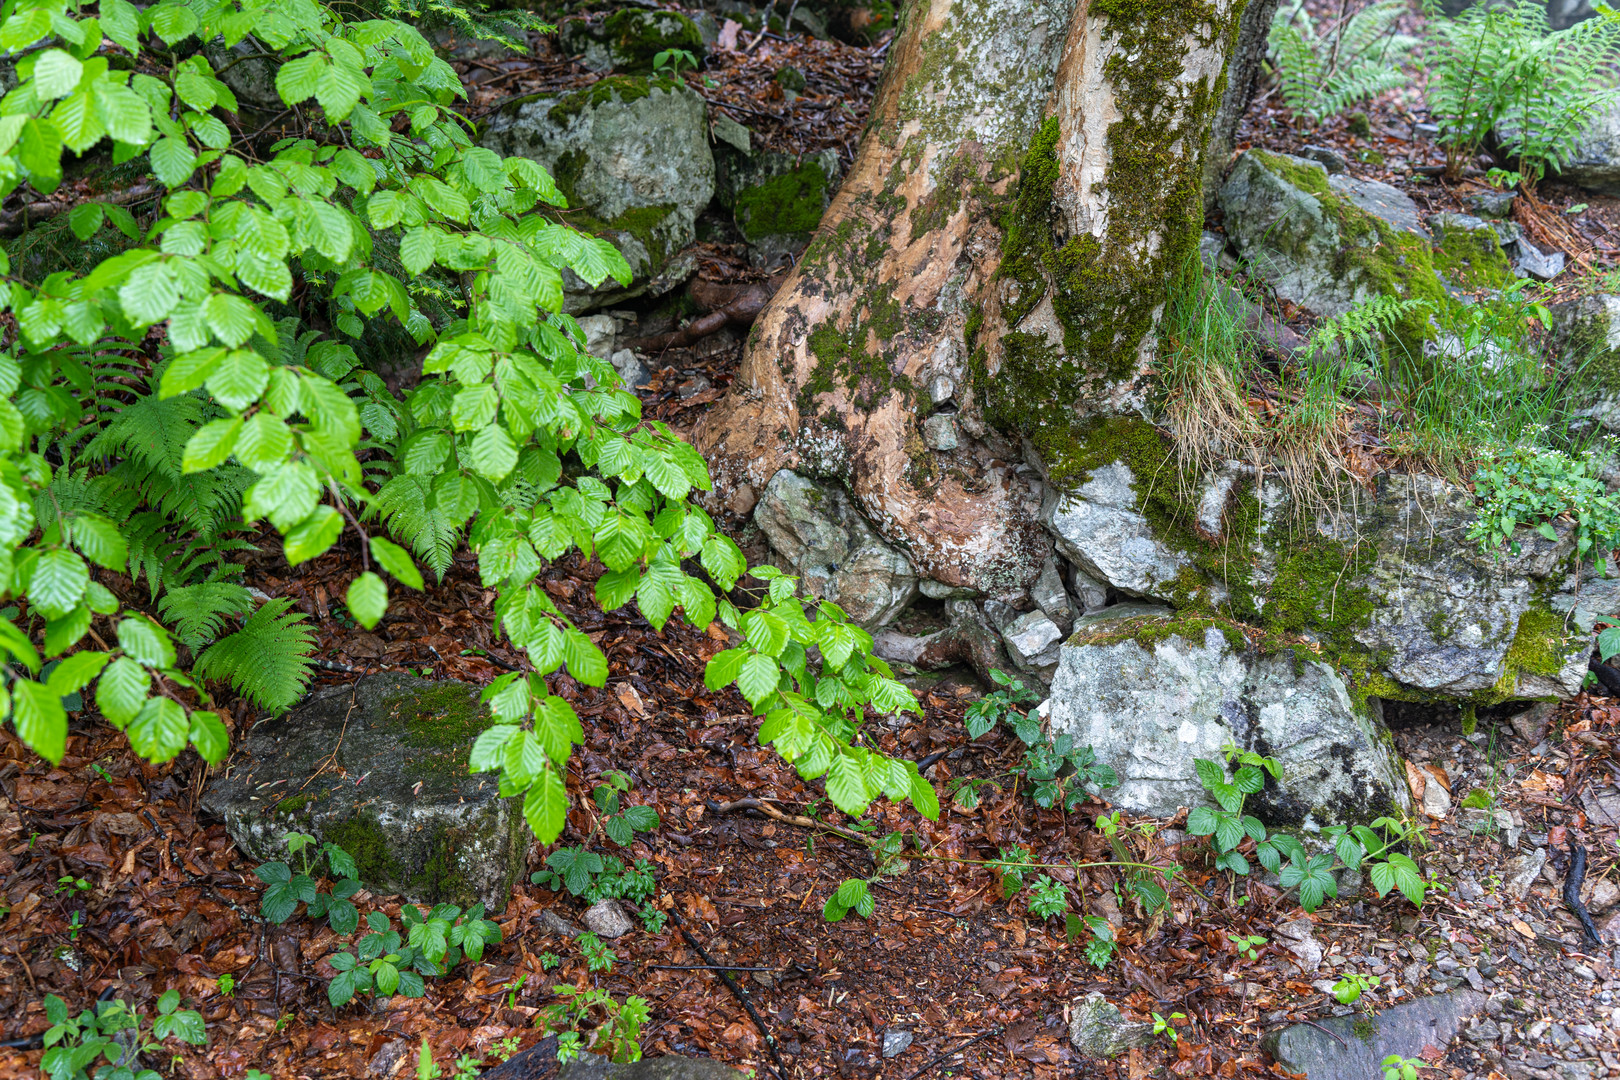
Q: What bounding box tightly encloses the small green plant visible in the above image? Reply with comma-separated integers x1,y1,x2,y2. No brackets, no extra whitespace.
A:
822,877,875,922
505,973,527,1009
964,668,1042,739
989,845,1032,898
638,905,668,934
651,48,698,78
1074,915,1116,969
578,931,617,973
590,770,662,847
1424,0,1620,188
1382,1054,1425,1080
539,951,560,971
215,974,235,997
1186,747,1304,876
1152,1011,1187,1044
1228,933,1267,961
1323,817,1429,906
324,902,502,1007
1268,0,1415,125
41,991,206,1080
531,848,657,904
1333,971,1380,1005
1026,875,1069,920
945,775,1001,811
1012,735,1119,812
255,833,362,933
539,987,650,1064
1485,167,1523,190
55,875,91,897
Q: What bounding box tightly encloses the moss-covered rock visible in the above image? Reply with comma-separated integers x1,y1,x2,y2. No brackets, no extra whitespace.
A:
479,78,713,310
201,673,530,913
556,10,705,75
1217,151,1522,348
1556,292,1620,430
1034,416,1592,706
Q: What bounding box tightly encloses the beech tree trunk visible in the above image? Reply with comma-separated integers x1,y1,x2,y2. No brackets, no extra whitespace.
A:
695,0,1247,600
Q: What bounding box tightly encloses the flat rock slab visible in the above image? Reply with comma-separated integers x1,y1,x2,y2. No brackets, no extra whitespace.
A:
1262,990,1484,1080
202,673,529,913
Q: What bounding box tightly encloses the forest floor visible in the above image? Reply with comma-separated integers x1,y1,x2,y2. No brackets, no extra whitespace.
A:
2,3,1620,1080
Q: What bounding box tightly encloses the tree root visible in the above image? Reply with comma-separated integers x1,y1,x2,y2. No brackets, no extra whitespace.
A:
623,277,781,354
871,600,1011,686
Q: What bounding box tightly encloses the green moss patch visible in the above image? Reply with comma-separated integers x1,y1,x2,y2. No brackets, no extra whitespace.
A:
543,76,680,125
734,161,831,241
602,10,703,73
324,815,408,887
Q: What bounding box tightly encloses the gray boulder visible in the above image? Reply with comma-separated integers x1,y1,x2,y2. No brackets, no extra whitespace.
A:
716,142,841,270
1263,990,1484,1080
754,469,918,627
480,77,713,310
1047,606,1410,826
557,10,705,74
1290,473,1589,698
1559,98,1620,195
1218,150,1514,317
1558,293,1620,430
1040,461,1193,601
202,674,529,913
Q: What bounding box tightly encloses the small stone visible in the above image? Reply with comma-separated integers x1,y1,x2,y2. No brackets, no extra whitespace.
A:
1465,189,1517,219
1468,1019,1504,1045
710,113,751,154
1069,992,1156,1059
774,65,806,92
1301,144,1349,174
1002,610,1063,676
1458,877,1483,902
982,599,1017,632
1586,877,1619,915
578,313,617,359
582,899,634,939
1423,778,1453,819
1069,565,1108,613
1032,556,1076,634
724,483,757,518
610,348,651,389
921,413,959,452
919,579,980,600
881,1029,912,1058
1503,849,1548,899
928,374,955,404
1515,239,1565,281
538,910,582,938
1274,918,1324,973
677,374,712,399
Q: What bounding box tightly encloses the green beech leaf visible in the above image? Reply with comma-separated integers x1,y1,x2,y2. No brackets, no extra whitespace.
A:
346,572,387,629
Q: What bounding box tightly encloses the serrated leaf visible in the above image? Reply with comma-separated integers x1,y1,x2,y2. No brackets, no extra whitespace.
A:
11,680,67,763
370,537,424,590
128,696,189,763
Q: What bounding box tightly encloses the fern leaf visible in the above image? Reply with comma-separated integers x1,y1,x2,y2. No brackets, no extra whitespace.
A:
158,581,254,649
194,598,316,714
374,475,459,580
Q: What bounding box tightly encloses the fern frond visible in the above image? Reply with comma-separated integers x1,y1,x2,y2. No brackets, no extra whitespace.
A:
373,475,460,580
194,598,317,714
158,581,254,649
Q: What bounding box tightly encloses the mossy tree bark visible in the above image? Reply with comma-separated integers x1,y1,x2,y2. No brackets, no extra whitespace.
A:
695,0,1247,598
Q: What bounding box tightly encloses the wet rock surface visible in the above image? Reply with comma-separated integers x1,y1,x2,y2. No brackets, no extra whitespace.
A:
202,673,530,913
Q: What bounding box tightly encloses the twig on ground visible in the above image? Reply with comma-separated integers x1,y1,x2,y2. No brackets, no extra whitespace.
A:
666,902,789,1080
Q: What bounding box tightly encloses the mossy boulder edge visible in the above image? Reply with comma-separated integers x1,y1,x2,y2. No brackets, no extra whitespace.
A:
201,673,530,913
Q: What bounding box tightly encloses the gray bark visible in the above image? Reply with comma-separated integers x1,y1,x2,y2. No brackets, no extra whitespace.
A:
1202,0,1280,214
